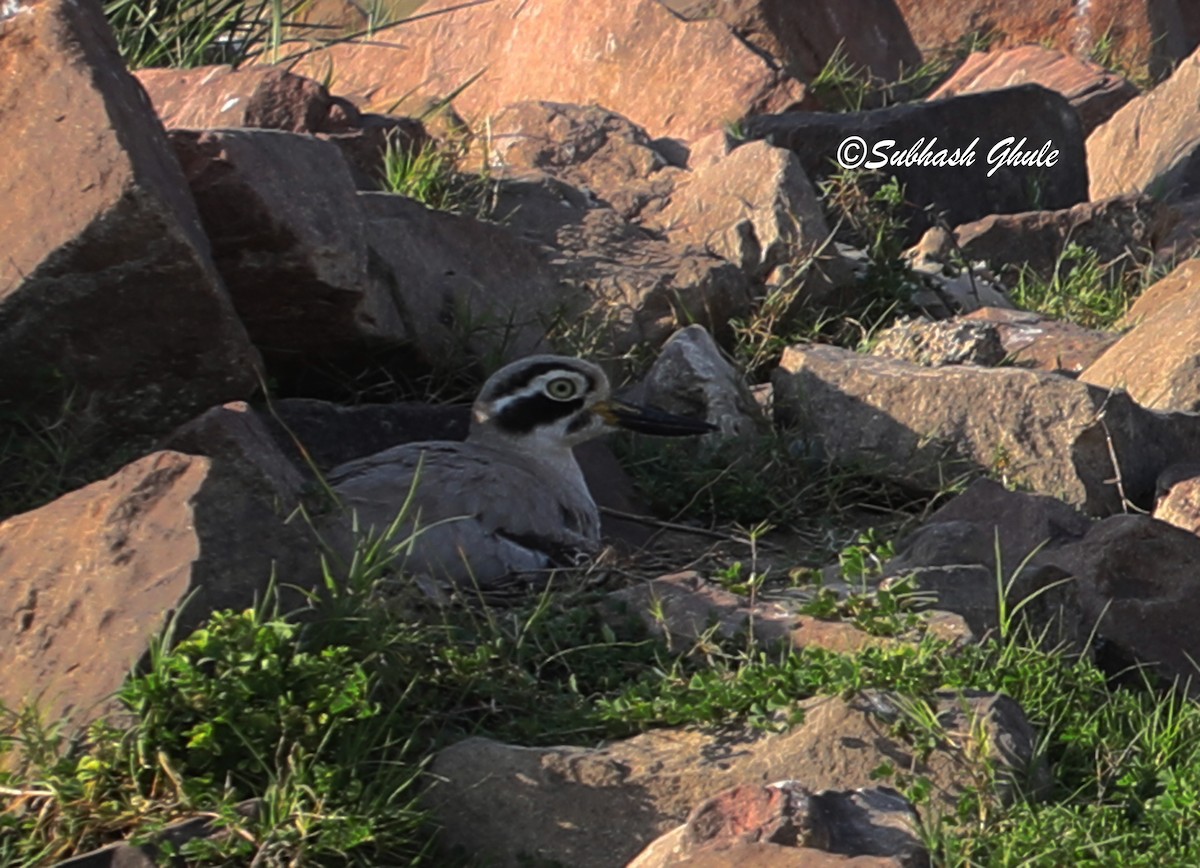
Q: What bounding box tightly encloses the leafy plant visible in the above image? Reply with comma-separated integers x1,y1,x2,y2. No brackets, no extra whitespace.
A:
380,137,494,217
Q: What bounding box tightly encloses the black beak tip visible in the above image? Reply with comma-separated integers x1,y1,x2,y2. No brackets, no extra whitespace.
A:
613,403,718,437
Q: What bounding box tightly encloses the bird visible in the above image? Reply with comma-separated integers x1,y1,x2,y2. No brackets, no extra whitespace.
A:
327,354,715,591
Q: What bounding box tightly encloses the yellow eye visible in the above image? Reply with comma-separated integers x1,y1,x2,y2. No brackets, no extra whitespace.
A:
545,377,579,400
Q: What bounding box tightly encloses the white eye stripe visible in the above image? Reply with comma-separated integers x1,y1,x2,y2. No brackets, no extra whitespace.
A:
489,372,588,413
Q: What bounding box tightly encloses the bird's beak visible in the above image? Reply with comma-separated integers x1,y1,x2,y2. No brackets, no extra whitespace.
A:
593,399,717,436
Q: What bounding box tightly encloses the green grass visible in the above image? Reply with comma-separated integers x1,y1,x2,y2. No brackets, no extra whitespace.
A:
7,496,1200,866
103,0,300,69
1009,242,1169,330
380,138,495,217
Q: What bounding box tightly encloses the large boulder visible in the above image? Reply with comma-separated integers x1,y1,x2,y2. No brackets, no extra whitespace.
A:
745,85,1088,242
277,0,809,143
168,128,406,366
0,447,321,727
0,0,260,436
772,343,1200,515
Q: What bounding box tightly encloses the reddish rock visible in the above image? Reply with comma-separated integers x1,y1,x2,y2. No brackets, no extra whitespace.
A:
168,128,406,365
1080,261,1200,411
1088,46,1200,201
960,308,1119,375
135,65,335,132
663,0,922,85
1117,256,1200,329
0,0,260,436
0,450,320,727
277,0,809,142
137,64,428,186
949,194,1165,283
928,46,1138,134
651,140,830,281
896,0,1195,79
745,85,1088,242
426,692,1041,865
476,101,683,220
1154,463,1200,535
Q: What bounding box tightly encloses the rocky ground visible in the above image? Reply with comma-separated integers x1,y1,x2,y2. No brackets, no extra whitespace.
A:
6,0,1200,865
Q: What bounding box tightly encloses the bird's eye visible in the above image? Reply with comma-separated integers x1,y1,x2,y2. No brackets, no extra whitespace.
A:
545,376,579,400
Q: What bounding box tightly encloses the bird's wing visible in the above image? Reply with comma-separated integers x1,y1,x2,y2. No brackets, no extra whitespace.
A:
328,443,598,587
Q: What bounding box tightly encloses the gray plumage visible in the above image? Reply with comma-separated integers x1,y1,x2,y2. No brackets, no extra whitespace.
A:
327,354,713,589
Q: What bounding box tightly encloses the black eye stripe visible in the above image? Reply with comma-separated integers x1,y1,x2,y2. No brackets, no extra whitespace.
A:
495,395,586,434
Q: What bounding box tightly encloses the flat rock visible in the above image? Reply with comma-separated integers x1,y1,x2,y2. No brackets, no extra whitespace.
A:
0,0,260,436
927,45,1138,135
960,308,1119,375
1088,45,1200,202
0,450,320,727
772,343,1200,514
745,86,1088,242
949,194,1165,284
426,691,1040,866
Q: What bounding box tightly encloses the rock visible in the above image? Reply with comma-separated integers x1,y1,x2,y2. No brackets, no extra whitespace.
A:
1089,46,1200,202
1116,258,1200,328
135,65,335,133
263,398,471,471
279,0,808,143
630,781,925,868
168,129,406,367
0,0,260,437
1079,262,1200,411
425,691,1040,866
649,140,831,281
136,61,431,189
1154,463,1200,534
772,343,1200,514
900,256,1013,317
870,318,1007,367
474,101,683,221
883,479,1090,640
948,194,1165,284
636,325,764,438
0,451,320,727
160,401,307,506
745,86,1088,242
1058,514,1200,687
361,191,571,365
895,0,1196,79
960,308,1119,375
927,46,1138,135
663,0,921,87
513,187,757,354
